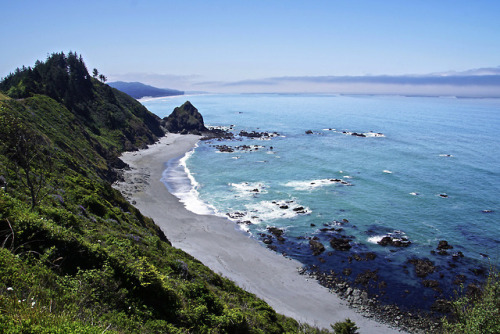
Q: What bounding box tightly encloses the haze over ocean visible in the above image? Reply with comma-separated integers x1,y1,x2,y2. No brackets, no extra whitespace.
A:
144,93,500,311
3,2,500,96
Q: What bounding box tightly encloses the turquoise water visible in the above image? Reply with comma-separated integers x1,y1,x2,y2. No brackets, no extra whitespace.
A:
143,94,500,310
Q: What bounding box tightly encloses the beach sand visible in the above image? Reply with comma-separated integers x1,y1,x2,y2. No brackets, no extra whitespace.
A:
114,133,404,333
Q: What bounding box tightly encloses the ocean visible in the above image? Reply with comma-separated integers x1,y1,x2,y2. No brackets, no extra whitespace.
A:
142,93,500,312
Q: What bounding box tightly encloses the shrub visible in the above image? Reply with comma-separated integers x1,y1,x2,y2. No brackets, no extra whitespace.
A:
331,318,359,334
442,269,499,334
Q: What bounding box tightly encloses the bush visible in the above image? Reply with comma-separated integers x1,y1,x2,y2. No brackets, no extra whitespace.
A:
331,318,359,334
442,269,499,334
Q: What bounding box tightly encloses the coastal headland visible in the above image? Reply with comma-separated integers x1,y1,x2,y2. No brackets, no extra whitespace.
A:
113,133,405,333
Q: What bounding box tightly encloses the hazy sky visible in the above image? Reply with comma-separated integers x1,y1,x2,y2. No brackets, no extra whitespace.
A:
2,0,500,95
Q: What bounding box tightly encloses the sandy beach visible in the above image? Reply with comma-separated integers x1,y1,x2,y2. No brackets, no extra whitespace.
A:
114,133,404,333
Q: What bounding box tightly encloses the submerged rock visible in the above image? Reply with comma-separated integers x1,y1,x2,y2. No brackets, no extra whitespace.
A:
262,238,273,245
431,299,453,313
437,240,453,250
330,236,352,251
422,279,440,289
351,252,377,261
377,236,411,247
309,240,325,256
408,258,435,278
355,269,379,286
267,226,284,237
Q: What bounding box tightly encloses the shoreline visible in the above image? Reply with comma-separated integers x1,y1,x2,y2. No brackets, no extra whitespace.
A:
113,133,405,333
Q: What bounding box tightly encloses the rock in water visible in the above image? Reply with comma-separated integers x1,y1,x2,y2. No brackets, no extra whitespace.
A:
309,240,325,255
162,101,208,134
330,236,352,251
408,258,436,278
437,240,453,250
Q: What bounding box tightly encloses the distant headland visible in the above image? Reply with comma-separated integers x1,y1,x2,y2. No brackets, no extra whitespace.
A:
108,81,184,99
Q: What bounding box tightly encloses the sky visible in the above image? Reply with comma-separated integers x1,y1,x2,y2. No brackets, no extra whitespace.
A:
2,0,500,96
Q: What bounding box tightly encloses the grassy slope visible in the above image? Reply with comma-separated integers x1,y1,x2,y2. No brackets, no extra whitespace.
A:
0,64,328,333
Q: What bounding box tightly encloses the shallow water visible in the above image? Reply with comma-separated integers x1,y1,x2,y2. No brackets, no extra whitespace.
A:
144,94,500,311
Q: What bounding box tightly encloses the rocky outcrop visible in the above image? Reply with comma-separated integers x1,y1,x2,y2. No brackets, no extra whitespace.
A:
162,101,208,135
408,258,435,278
435,240,454,255
267,227,285,242
437,240,453,250
330,236,352,251
309,240,325,255
377,236,411,247
239,130,280,139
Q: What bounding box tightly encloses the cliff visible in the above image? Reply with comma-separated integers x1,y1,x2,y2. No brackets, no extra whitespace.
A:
0,52,319,333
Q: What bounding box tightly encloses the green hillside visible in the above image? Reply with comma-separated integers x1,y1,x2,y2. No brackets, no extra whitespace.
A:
0,53,327,333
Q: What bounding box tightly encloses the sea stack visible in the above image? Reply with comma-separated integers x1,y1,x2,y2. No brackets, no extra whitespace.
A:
162,101,208,135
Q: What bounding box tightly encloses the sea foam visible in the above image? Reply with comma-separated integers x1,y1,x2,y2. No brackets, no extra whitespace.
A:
162,147,215,215
229,181,268,197
284,178,351,190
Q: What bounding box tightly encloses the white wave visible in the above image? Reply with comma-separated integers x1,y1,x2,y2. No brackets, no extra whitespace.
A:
368,230,409,244
364,132,385,137
409,192,420,196
235,199,310,224
383,170,392,174
339,130,385,137
367,235,385,244
229,181,267,196
162,146,215,215
284,178,351,190
439,154,454,157
207,125,234,131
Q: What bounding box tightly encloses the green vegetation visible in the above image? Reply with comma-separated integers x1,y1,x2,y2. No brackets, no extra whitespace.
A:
0,53,330,333
442,270,499,334
0,52,163,159
331,319,358,334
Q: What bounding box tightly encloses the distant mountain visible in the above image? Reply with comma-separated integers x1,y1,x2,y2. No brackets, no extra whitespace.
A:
108,81,184,99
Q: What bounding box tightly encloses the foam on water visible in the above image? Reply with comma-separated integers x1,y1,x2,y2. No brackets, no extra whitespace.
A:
243,199,310,223
367,235,385,244
230,181,268,197
284,178,352,190
161,147,215,215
